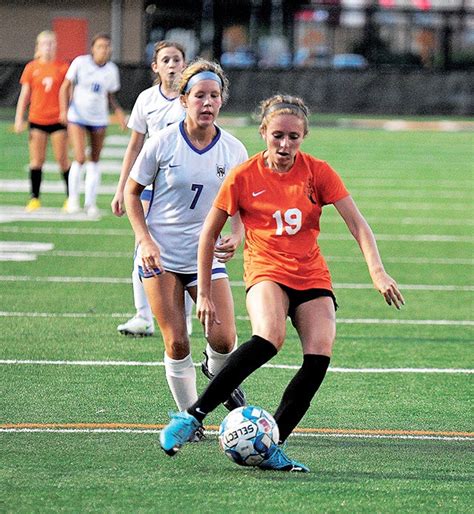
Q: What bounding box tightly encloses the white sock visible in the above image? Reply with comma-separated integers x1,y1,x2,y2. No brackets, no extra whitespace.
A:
205,338,238,376
68,161,83,204
84,161,101,208
164,352,198,411
132,264,153,323
184,291,194,318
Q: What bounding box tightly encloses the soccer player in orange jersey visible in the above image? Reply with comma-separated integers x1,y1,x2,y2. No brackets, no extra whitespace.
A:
14,31,70,211
160,94,405,472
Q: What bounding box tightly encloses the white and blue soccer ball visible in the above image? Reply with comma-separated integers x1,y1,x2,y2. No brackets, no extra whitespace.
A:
219,405,279,466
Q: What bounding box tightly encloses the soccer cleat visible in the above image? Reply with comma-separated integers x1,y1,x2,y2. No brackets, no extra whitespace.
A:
117,315,154,337
66,197,81,214
25,198,41,212
62,199,69,212
258,444,310,473
189,425,206,443
85,204,100,218
201,351,247,411
160,411,201,456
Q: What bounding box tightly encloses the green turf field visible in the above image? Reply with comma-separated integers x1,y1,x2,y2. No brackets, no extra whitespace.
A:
1,116,473,513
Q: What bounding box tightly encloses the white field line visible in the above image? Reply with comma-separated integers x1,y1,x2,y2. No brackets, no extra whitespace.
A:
0,180,116,194
0,427,471,441
321,216,474,227
0,275,472,292
33,251,474,266
0,225,471,243
0,311,472,326
0,247,469,266
0,359,472,374
1,180,472,209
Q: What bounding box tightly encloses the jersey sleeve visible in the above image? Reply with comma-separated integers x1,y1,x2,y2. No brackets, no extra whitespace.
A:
108,63,121,93
19,62,33,85
65,57,79,83
316,161,350,206
129,135,160,187
127,92,147,133
214,167,241,216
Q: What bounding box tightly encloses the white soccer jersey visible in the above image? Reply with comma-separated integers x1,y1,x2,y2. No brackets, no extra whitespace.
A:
66,55,120,126
130,121,248,273
127,84,184,136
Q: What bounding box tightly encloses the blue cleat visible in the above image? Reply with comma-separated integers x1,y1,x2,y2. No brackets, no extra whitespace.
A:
160,411,202,456
258,444,310,473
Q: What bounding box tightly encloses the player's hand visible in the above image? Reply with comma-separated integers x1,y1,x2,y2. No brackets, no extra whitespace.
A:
140,240,164,278
115,108,128,131
13,120,26,133
214,234,241,263
372,271,405,309
111,191,125,216
197,295,221,338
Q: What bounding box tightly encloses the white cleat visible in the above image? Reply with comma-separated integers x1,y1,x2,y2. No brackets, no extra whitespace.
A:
117,316,154,337
85,205,100,218
66,197,81,214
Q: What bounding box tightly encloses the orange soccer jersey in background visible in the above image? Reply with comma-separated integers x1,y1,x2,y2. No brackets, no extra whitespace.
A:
20,60,69,125
214,151,350,291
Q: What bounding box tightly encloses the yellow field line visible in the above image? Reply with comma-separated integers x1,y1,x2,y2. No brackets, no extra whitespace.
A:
2,423,473,438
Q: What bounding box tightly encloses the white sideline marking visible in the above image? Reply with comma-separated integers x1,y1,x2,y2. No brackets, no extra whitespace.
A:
0,242,54,252
0,359,472,373
0,427,471,441
0,225,471,243
0,276,472,292
0,180,116,194
0,253,37,261
322,216,474,227
4,249,470,266
0,311,472,326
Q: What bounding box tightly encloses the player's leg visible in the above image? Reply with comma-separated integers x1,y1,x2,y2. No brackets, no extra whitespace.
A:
143,271,198,411
192,276,246,410
160,281,283,455
50,127,70,207
67,123,87,213
273,296,335,443
84,127,106,216
117,197,155,336
189,281,286,419
25,127,48,211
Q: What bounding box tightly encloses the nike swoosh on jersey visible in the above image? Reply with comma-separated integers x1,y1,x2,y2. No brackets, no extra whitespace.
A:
169,164,181,168
252,190,266,197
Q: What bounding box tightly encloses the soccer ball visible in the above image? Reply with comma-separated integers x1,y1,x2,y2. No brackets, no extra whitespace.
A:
219,405,279,466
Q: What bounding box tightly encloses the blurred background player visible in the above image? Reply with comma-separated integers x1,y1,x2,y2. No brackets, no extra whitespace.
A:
59,32,127,217
111,41,197,338
124,59,248,425
160,94,405,472
14,30,70,211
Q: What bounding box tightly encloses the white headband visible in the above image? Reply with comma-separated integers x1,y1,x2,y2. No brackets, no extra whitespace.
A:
184,71,223,93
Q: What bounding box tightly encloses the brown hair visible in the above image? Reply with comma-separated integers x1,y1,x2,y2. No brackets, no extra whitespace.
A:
178,58,229,104
152,40,186,85
258,94,310,136
91,33,111,48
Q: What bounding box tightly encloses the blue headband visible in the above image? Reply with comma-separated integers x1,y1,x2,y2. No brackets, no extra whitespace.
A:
184,71,223,94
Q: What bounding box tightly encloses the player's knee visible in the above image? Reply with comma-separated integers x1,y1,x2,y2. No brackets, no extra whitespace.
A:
207,330,237,354
164,338,190,360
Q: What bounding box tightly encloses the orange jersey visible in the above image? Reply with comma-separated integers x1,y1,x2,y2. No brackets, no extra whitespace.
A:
20,60,69,125
214,151,350,291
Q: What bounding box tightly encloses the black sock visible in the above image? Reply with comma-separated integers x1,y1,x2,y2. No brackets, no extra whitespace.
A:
188,335,277,422
274,354,330,443
62,168,70,196
30,167,42,198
